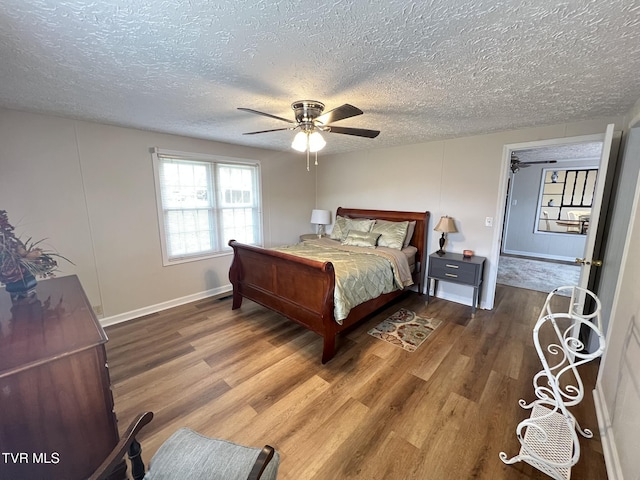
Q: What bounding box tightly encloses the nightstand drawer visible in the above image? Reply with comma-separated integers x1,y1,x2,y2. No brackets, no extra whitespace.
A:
429,261,478,284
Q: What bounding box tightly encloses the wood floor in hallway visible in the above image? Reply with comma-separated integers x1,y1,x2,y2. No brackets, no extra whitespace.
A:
105,284,607,479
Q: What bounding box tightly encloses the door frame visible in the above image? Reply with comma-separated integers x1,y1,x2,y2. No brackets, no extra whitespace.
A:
485,132,609,309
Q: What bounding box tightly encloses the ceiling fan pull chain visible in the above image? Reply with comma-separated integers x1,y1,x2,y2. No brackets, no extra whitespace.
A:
315,151,318,166
306,148,310,171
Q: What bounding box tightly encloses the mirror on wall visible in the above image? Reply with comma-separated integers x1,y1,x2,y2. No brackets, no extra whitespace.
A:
536,167,598,235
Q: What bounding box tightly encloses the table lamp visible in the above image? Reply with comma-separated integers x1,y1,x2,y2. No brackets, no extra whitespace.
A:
434,215,457,255
310,209,331,237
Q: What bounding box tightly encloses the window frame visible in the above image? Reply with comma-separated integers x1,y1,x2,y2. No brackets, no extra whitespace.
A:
151,148,263,266
534,166,598,236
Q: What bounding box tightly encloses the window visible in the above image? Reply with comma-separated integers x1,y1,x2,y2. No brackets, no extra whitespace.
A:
536,167,597,235
152,148,262,264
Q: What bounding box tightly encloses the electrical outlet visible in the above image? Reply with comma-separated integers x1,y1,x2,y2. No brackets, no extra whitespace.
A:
485,217,494,227
93,304,103,316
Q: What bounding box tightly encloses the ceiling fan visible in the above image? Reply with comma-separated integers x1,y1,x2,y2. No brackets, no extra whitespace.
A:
238,100,380,169
510,152,557,173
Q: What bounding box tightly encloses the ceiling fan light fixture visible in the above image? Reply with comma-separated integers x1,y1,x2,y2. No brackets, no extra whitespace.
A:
291,131,308,152
240,100,378,168
308,131,326,152
291,130,326,153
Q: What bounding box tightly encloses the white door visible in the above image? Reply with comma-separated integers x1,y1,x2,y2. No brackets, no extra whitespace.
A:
576,123,615,292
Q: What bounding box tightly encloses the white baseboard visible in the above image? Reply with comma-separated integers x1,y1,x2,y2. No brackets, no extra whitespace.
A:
431,291,469,307
428,290,489,311
502,248,575,263
593,386,624,480
99,284,233,328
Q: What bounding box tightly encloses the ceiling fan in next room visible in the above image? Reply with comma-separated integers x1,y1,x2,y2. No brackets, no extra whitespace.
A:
510,152,557,173
238,100,380,170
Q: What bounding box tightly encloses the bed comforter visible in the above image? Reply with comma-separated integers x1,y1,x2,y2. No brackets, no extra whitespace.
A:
272,238,413,323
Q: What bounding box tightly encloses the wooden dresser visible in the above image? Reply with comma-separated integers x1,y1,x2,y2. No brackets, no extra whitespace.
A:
0,275,123,479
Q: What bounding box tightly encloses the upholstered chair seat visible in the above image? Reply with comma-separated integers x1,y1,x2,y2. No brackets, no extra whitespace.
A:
89,412,279,480
144,428,279,480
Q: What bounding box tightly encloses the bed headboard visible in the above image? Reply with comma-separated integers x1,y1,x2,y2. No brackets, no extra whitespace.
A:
336,207,430,290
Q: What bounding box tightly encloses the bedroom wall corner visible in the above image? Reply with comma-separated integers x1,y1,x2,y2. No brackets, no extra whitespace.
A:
0,109,101,309
0,108,315,319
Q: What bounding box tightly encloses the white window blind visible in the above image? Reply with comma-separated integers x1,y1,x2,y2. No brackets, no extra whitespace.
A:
152,149,262,264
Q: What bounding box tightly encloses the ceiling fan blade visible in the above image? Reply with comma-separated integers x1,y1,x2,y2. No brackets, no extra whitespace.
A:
327,126,380,138
242,127,293,135
315,104,363,125
328,125,380,138
237,108,295,124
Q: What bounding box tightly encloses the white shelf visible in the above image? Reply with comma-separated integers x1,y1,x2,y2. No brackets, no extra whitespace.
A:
520,404,575,480
500,286,606,480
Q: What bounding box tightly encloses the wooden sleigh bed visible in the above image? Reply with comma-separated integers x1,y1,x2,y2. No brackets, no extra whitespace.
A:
228,207,430,363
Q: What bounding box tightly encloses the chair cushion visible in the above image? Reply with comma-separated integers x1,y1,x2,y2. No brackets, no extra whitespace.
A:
144,428,279,480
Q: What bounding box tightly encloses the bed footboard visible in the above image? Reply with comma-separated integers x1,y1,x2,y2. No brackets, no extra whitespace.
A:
228,240,339,362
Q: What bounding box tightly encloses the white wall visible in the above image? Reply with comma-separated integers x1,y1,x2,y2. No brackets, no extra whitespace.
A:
594,168,640,480
591,114,640,479
317,117,624,308
627,96,640,128
0,108,315,320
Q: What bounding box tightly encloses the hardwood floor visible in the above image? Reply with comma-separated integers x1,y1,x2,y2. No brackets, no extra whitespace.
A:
105,285,607,479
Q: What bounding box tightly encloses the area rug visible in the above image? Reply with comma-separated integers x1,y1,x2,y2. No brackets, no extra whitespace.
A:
368,308,442,352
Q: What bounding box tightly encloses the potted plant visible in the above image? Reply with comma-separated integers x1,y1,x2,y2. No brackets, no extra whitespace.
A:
0,210,71,298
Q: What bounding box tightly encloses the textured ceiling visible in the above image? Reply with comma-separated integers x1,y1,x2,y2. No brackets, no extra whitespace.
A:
1,0,639,155
514,142,603,163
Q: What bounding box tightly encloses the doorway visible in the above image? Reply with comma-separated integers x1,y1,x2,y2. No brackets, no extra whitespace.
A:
485,131,613,308
498,142,603,293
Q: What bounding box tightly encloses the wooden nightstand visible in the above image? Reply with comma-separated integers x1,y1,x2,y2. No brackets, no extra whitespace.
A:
300,233,326,241
427,251,486,316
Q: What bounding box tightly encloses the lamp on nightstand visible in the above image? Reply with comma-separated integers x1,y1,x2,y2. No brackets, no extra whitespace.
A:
310,209,331,237
434,216,457,256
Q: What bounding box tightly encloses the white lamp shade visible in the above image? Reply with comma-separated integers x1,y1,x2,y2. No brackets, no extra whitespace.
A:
310,209,331,225
291,131,326,153
308,131,326,152
291,131,308,152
